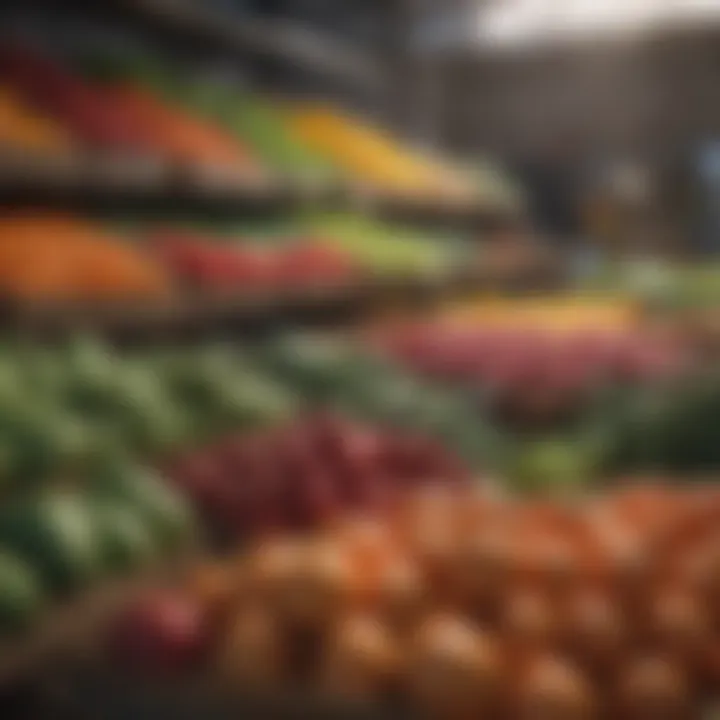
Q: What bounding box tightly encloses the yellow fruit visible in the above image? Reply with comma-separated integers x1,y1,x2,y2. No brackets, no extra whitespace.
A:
288,105,470,198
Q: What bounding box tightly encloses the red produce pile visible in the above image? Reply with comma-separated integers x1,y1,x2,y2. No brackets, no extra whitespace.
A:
0,43,156,152
379,324,692,426
382,325,689,387
151,231,360,294
164,415,470,541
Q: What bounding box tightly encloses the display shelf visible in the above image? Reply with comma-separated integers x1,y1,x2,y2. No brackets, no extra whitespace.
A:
41,670,406,720
350,186,523,232
102,0,383,90
0,157,520,229
1,264,565,344
0,154,317,214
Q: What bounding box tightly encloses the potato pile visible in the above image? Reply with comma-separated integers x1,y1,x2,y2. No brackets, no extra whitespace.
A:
114,483,720,718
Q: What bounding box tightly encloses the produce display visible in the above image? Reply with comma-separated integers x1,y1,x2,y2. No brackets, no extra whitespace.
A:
308,213,462,276
90,55,335,182
588,260,720,312
587,262,720,360
100,83,260,171
0,43,259,171
596,369,720,475
288,104,475,200
0,216,170,301
0,313,710,501
148,215,467,294
0,213,469,303
150,227,362,293
0,332,490,640
0,306,712,503
0,332,503,494
435,296,639,332
0,40,517,205
0,466,196,635
0,252,718,714
253,334,497,468
0,338,300,489
2,6,720,720
378,320,691,429
0,44,158,157
358,294,720,491
106,482,720,718
164,413,469,542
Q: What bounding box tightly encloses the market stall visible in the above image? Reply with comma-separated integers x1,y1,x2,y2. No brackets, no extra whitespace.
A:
0,2,718,719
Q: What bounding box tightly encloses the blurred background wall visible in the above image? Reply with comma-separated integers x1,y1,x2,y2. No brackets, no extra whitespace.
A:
382,1,720,255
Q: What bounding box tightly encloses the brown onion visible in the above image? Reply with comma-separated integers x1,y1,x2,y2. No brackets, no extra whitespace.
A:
503,589,560,653
215,605,284,689
320,613,400,699
405,614,503,718
562,590,626,672
614,656,691,720
250,537,354,629
516,655,596,720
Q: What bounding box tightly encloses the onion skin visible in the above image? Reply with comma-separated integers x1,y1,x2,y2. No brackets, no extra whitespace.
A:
503,589,560,655
405,614,503,719
320,613,400,700
373,555,427,635
249,537,354,630
149,484,720,714
649,587,711,665
561,589,627,679
613,656,692,720
515,655,597,720
448,526,513,621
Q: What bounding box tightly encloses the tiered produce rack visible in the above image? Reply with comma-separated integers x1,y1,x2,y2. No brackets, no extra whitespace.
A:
0,2,536,709
0,0,530,342
0,149,534,342
14,3,720,720
0,153,520,227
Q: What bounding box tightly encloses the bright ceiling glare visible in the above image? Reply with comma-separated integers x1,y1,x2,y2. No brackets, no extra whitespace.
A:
476,0,720,51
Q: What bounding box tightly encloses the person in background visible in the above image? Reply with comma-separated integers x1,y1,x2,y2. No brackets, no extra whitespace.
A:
585,157,655,259
517,134,585,246
512,133,600,281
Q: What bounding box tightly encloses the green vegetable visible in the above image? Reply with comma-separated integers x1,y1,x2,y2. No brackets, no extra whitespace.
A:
92,462,197,550
0,551,44,635
93,500,158,573
511,439,592,496
0,493,101,594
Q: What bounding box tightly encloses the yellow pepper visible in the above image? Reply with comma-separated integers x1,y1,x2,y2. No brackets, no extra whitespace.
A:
288,105,470,197
437,296,639,334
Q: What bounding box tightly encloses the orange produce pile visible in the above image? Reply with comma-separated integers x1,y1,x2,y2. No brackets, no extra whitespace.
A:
111,483,720,718
0,216,170,300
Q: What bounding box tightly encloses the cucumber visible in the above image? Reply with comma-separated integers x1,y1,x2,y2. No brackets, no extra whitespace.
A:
0,493,101,594
92,463,197,550
93,500,159,573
